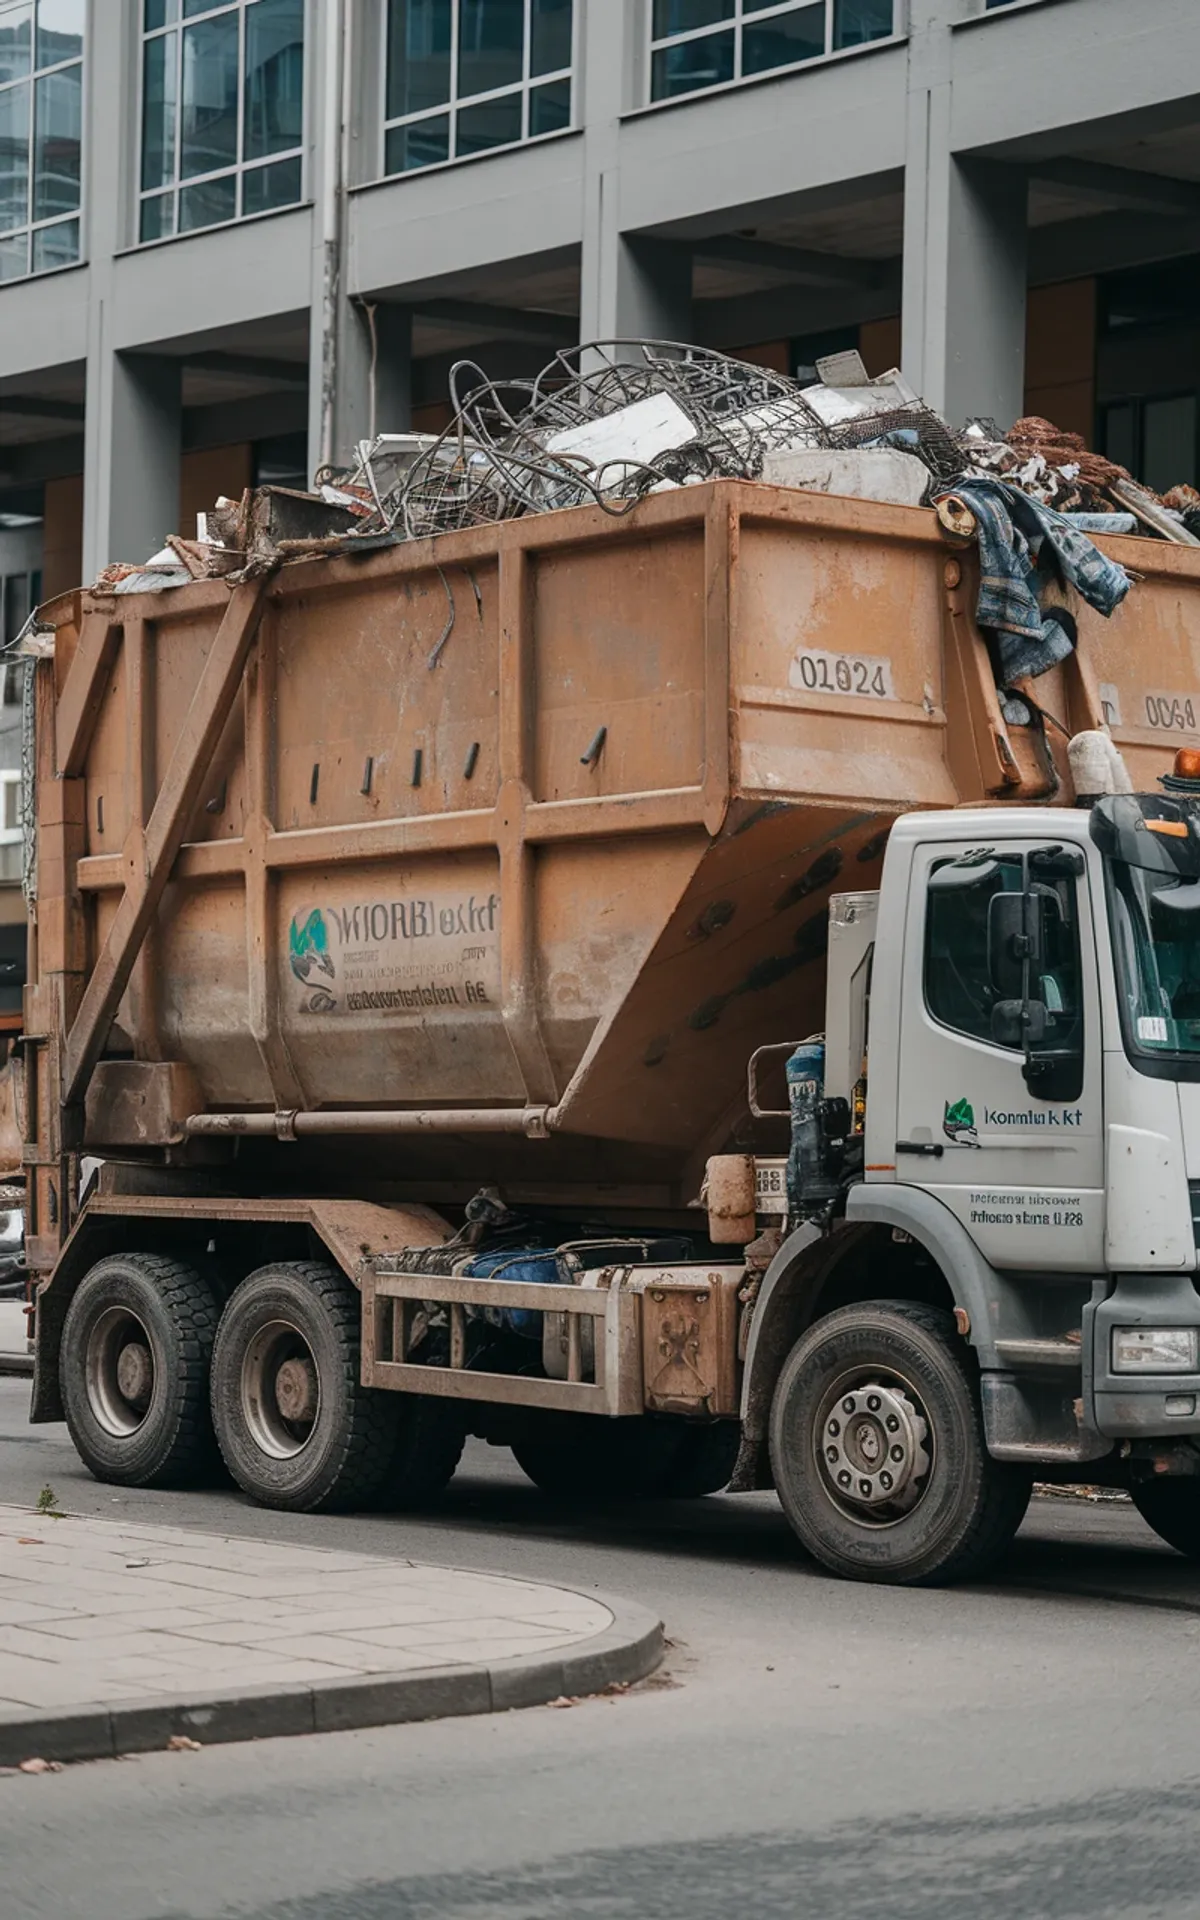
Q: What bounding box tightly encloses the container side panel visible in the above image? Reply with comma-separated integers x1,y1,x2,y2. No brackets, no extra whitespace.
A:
531,531,706,804
1080,540,1200,791
535,833,709,1090
733,520,955,809
561,805,889,1151
274,854,521,1108
272,565,500,831
157,882,266,1104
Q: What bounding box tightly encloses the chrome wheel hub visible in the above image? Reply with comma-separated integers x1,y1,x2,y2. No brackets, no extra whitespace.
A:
818,1379,931,1519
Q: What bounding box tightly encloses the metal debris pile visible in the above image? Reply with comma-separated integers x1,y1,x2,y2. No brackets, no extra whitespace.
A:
87,337,1200,589
334,340,960,542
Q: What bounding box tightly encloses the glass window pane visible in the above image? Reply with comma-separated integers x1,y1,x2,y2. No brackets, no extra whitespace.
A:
35,0,84,66
31,211,75,267
180,13,238,180
650,28,733,98
0,81,30,230
387,0,452,118
178,166,235,230
456,89,522,155
0,4,31,86
139,187,175,240
1103,402,1136,475
530,0,571,75
0,231,27,278
833,0,893,47
925,856,1026,1048
1143,395,1197,493
184,0,225,13
244,0,304,160
652,0,733,34
33,63,80,218
457,0,523,101
384,112,449,173
144,0,178,28
241,151,300,213
141,31,176,190
529,76,569,135
743,4,825,75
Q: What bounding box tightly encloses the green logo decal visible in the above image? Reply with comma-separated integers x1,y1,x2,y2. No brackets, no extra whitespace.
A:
289,909,337,1013
943,1098,979,1146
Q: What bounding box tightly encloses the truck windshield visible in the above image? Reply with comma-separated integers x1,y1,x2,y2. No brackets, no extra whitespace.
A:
1092,794,1200,1075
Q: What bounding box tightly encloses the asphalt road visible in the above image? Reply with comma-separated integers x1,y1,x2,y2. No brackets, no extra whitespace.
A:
4,1377,1200,1920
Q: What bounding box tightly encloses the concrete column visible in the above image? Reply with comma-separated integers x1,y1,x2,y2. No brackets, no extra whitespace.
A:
84,353,182,569
578,1,692,344
82,0,171,579
902,2,1028,428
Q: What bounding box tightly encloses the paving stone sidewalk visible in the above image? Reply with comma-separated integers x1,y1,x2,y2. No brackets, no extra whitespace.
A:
0,1504,662,1765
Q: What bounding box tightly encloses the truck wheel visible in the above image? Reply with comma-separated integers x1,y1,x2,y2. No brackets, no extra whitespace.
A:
1131,1481,1200,1558
769,1301,1032,1586
512,1416,685,1500
374,1395,466,1510
60,1253,221,1488
658,1421,741,1498
210,1262,399,1513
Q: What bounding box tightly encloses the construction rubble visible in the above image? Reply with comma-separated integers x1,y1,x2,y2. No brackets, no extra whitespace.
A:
82,338,1200,700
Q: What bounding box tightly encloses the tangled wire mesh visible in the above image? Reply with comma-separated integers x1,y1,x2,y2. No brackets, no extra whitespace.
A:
338,340,959,542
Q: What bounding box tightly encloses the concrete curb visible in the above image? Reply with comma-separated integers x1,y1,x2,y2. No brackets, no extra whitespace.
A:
0,1592,664,1769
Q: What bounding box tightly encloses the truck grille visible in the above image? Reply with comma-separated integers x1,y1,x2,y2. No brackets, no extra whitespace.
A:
1190,1182,1200,1249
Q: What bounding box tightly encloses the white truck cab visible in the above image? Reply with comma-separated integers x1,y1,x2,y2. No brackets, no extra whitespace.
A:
736,778,1200,1583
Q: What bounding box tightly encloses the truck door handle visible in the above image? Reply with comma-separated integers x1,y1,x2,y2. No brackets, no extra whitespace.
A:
895,1141,944,1158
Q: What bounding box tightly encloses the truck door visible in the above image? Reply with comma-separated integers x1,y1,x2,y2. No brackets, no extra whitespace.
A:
894,839,1104,1270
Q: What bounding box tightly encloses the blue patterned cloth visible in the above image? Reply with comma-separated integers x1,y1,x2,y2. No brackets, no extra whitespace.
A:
941,478,1131,684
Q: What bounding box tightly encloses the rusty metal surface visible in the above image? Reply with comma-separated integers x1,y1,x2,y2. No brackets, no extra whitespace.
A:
362,1261,643,1415
85,1061,204,1148
630,1267,743,1416
26,482,1200,1266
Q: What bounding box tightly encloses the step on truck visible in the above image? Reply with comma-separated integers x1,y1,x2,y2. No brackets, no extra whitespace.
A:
20,478,1200,1584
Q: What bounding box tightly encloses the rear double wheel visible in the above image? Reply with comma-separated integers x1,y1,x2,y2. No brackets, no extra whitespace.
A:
770,1301,1032,1585
210,1261,461,1513
60,1252,221,1487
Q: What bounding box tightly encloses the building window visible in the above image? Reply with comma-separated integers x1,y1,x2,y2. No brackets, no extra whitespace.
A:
1,569,36,642
1103,396,1198,495
649,0,894,102
0,1,83,283
139,0,304,244
384,0,574,177
0,769,21,884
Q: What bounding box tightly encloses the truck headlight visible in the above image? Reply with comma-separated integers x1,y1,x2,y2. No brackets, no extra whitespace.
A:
1112,1328,1199,1373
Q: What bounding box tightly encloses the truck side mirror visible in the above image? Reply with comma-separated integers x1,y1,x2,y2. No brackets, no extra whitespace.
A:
991,999,1048,1049
987,892,1038,1000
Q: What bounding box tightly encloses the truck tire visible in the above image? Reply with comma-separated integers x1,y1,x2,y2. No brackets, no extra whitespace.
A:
374,1394,466,1510
210,1261,399,1513
658,1421,741,1498
769,1301,1032,1586
512,1415,686,1500
60,1253,221,1488
1131,1481,1200,1559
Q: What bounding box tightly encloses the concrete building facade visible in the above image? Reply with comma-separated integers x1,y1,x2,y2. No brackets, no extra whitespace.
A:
0,0,1198,597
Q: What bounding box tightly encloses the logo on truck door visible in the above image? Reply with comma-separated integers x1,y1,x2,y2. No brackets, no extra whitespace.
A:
943,1098,979,1146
